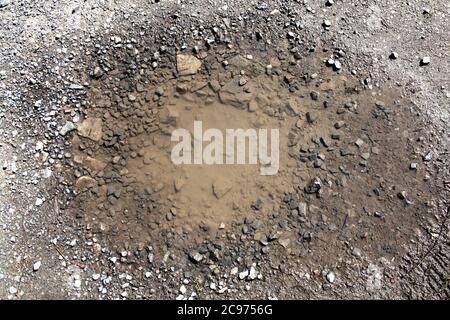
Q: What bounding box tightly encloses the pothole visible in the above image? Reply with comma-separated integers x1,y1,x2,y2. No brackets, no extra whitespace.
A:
64,49,432,261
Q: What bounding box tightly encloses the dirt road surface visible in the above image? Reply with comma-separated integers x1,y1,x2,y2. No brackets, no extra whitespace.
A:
0,0,448,299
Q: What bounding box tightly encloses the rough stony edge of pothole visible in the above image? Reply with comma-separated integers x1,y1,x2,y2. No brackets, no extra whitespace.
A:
1,1,448,299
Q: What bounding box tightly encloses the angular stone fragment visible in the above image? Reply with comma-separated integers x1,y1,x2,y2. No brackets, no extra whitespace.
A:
286,98,301,115
77,118,103,142
212,178,233,199
189,251,203,263
174,178,185,192
60,122,76,136
248,99,259,112
177,54,202,76
84,156,107,172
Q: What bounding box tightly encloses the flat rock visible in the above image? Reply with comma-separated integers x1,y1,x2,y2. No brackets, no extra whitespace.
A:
248,99,259,112
177,54,202,76
355,138,364,147
228,55,251,69
212,178,233,199
83,156,107,172
278,238,291,248
218,80,253,109
77,118,103,142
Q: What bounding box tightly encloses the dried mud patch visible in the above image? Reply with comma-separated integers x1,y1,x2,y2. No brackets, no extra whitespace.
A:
60,45,441,296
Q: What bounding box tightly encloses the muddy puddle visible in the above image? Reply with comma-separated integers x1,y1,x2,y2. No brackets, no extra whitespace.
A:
62,48,435,265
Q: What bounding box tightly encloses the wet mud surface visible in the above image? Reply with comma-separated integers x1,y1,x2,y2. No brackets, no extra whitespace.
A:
1,0,448,299
60,43,446,298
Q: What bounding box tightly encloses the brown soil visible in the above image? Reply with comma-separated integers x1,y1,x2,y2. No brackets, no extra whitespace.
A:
67,47,434,271
2,0,448,300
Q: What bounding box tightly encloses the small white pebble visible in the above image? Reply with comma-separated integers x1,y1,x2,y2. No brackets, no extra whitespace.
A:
421,56,430,65
326,271,336,283
180,285,187,294
35,198,43,206
33,261,41,271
